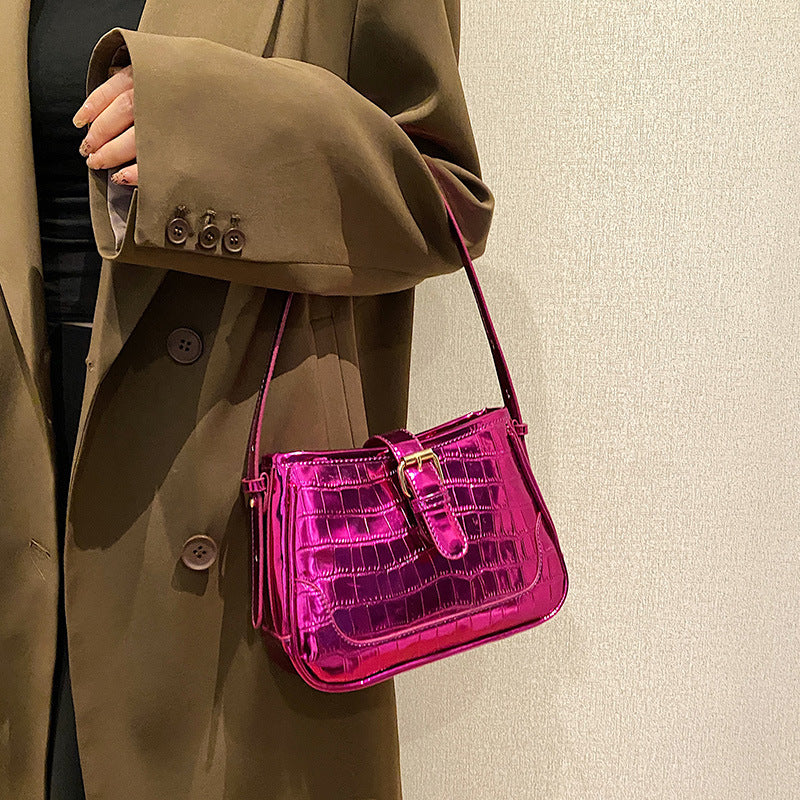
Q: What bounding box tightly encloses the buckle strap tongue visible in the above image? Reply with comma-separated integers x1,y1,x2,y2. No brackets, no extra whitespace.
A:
364,429,468,560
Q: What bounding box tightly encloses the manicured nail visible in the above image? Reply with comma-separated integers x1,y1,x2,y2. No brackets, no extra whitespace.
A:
110,170,128,184
79,138,92,156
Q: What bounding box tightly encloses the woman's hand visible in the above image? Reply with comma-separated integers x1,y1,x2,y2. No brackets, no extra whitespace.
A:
72,64,139,186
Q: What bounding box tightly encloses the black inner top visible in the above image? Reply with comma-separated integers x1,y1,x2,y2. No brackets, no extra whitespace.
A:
28,0,146,324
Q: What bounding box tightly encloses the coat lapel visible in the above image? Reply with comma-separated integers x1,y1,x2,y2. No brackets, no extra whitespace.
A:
0,0,50,415
0,0,283,427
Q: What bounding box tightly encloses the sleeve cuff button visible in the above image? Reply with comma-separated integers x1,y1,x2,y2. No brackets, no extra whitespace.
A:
198,209,221,250
222,214,245,253
166,205,192,246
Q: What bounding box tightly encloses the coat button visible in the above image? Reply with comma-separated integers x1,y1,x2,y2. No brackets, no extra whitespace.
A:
180,535,218,570
166,327,203,364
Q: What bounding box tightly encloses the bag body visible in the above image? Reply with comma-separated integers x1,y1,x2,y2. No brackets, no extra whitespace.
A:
242,192,569,692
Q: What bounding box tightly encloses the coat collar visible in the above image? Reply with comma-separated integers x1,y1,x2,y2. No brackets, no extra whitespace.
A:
0,0,282,421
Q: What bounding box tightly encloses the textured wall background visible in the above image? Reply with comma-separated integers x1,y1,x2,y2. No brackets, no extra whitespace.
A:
396,2,799,799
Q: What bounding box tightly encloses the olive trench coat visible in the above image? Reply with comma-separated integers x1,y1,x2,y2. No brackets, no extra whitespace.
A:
0,0,494,797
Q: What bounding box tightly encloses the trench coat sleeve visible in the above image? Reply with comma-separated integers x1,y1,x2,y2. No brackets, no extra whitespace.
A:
83,0,495,296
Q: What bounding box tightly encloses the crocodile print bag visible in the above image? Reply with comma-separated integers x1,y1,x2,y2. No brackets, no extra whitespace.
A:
241,191,569,692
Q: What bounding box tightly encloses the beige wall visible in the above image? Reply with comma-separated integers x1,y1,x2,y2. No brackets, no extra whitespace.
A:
397,2,799,798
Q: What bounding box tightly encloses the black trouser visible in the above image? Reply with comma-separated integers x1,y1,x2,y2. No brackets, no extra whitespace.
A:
45,319,90,800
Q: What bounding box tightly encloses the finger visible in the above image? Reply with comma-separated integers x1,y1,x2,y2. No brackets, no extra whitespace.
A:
86,125,136,171
80,87,135,154
110,163,139,187
73,64,134,128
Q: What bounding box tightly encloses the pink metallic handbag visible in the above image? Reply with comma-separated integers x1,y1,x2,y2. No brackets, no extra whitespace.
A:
241,192,569,692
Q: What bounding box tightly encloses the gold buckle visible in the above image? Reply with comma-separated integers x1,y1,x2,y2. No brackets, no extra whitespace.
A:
396,448,444,498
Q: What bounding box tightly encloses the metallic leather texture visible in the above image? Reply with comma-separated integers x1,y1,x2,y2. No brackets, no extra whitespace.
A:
242,192,569,692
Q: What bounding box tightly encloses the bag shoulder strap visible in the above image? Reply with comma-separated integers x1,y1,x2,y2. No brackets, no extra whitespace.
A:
244,191,524,481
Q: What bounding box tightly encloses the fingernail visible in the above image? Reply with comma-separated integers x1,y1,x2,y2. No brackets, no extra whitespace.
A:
79,139,92,156
86,153,99,168
110,170,128,184
73,108,89,128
